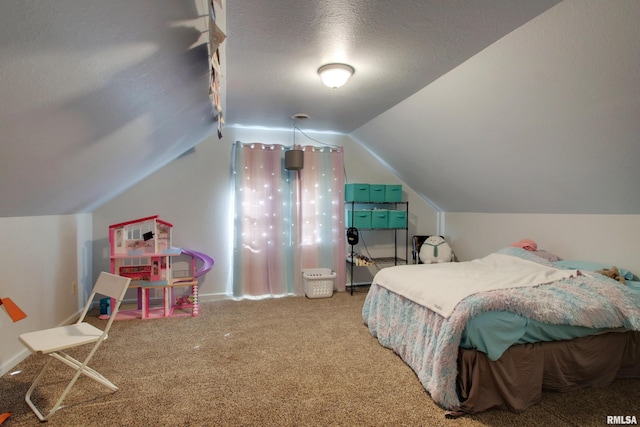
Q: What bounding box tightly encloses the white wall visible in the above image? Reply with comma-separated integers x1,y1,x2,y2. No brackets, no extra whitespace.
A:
444,213,640,277
343,138,440,240
343,137,440,283
92,127,440,298
0,213,91,376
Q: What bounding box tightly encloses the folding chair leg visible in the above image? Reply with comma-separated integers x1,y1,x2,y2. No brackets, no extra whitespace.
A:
52,352,118,390
25,358,58,422
25,351,118,422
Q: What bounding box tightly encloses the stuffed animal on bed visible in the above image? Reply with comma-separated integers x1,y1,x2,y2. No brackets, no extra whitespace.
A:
510,238,537,251
595,266,626,284
419,235,453,263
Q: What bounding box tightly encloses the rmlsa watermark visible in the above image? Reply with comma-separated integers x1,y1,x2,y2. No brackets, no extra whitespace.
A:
607,415,637,425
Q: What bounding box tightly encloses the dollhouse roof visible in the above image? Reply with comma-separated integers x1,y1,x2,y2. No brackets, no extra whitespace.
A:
109,216,173,230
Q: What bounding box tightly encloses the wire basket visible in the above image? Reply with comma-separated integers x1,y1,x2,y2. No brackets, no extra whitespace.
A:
302,268,336,299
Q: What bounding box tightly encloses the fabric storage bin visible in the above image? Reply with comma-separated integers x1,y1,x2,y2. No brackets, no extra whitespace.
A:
302,268,335,298
370,210,389,228
385,185,403,202
369,184,386,202
388,210,407,228
346,210,371,229
345,183,370,202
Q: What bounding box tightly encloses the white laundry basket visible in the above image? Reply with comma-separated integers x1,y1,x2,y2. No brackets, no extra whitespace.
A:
302,268,336,298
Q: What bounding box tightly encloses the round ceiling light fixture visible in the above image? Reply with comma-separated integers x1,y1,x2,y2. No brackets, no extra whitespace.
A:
318,63,355,89
291,113,310,120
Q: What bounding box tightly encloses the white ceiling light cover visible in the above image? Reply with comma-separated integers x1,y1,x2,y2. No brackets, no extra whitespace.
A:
318,63,355,89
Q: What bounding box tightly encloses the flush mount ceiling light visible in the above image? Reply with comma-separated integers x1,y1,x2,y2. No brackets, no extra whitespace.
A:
318,63,355,89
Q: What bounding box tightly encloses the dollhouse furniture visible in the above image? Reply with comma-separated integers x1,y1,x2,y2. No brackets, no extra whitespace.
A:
109,216,212,319
19,272,131,422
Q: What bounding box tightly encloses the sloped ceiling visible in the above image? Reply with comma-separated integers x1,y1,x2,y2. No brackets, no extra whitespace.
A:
352,0,640,214
0,0,217,217
2,1,638,217
223,0,560,132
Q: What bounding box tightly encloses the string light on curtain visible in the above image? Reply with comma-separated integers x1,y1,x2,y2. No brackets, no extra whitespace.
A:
318,63,355,89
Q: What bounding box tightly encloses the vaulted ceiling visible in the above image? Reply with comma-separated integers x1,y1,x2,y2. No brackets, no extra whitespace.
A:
1,0,638,217
223,0,560,132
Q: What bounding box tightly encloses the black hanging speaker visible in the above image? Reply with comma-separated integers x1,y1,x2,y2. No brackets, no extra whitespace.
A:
284,149,304,170
347,227,359,245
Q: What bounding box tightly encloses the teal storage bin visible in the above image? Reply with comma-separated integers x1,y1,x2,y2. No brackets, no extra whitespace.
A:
370,210,389,228
369,184,386,202
385,185,403,202
388,210,407,228
346,210,371,229
345,183,370,202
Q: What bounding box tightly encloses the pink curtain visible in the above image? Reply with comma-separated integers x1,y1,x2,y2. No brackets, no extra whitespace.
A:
297,146,346,291
232,142,345,298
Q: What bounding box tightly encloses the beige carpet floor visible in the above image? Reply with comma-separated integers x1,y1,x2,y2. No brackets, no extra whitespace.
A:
1,289,638,426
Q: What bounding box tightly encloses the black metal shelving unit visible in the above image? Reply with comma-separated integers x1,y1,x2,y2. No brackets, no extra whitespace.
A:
346,201,409,294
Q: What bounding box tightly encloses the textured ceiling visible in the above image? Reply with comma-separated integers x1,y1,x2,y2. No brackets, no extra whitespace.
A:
224,0,561,133
0,0,561,217
5,1,637,218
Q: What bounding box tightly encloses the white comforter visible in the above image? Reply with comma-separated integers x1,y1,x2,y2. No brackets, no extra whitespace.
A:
372,253,578,318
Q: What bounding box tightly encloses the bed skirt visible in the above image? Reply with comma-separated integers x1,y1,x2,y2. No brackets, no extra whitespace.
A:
450,330,640,416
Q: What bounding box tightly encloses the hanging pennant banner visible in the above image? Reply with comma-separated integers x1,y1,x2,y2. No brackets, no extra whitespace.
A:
209,21,226,49
209,0,225,138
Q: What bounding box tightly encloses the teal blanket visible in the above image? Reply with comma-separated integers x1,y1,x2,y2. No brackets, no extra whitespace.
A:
460,310,612,360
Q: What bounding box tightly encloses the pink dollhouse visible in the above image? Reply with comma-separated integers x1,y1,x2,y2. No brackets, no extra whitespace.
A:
108,215,212,319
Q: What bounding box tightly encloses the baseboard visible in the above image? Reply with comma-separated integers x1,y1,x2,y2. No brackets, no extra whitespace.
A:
0,348,31,377
198,292,231,302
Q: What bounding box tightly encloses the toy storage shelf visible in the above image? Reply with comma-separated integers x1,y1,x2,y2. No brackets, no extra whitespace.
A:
346,201,408,295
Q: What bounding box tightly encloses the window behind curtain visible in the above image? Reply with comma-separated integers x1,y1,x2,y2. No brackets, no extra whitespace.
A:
232,141,345,298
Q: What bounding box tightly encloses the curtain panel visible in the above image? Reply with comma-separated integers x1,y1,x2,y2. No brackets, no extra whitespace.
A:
232,141,345,298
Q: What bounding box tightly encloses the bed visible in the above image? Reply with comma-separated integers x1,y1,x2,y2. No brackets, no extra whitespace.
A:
362,247,640,416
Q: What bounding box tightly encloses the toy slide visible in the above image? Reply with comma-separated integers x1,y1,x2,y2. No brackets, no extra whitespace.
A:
181,248,214,278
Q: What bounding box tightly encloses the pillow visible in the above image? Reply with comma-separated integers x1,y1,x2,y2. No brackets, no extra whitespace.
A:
552,260,634,281
496,247,554,266
626,280,640,292
531,250,562,262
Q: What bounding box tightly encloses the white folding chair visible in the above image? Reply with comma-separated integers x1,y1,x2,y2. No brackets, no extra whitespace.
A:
19,272,131,421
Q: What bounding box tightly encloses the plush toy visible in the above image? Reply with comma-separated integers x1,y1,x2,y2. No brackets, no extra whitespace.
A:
510,238,537,251
595,266,626,284
419,235,453,264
